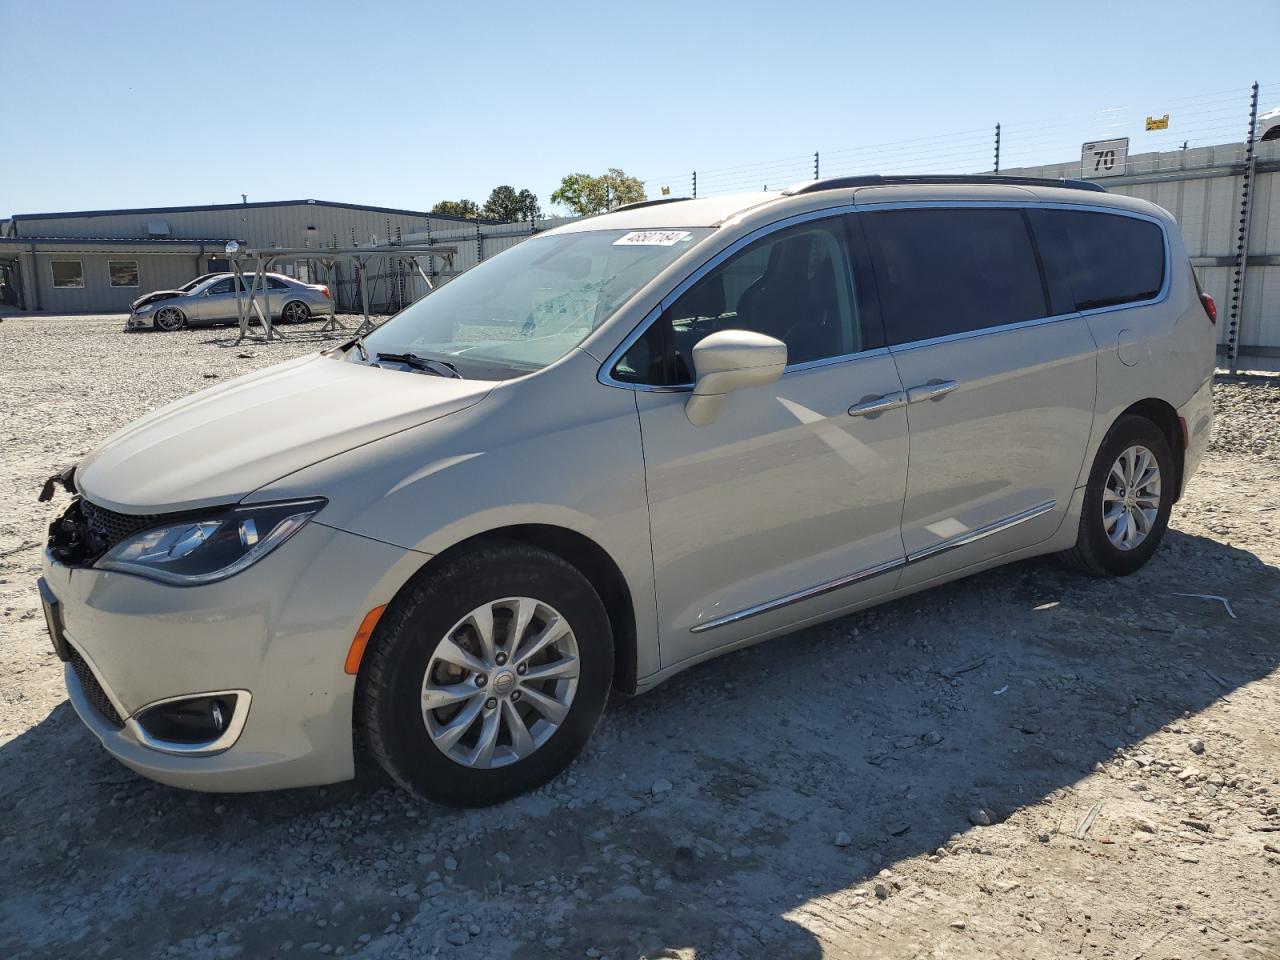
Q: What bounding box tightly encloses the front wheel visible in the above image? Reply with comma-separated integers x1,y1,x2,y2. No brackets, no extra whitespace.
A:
1060,414,1174,577
359,542,613,806
153,307,184,331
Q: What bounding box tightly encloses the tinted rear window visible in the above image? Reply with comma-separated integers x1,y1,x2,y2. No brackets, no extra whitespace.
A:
1029,209,1165,313
863,208,1047,344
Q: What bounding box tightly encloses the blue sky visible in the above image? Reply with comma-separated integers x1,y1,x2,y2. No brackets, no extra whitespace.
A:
4,0,1278,216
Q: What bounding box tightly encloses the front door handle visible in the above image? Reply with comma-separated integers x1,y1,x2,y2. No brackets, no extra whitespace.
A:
848,391,907,417
906,379,959,404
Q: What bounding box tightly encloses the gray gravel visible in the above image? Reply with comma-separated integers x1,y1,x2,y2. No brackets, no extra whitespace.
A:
2,316,1279,959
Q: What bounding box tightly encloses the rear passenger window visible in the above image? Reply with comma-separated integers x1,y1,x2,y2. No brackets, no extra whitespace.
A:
1029,210,1165,312
863,208,1048,345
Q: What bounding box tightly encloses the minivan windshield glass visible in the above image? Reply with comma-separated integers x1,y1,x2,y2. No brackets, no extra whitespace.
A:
357,228,712,379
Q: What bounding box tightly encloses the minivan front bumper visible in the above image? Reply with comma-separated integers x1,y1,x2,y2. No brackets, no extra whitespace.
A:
41,521,424,792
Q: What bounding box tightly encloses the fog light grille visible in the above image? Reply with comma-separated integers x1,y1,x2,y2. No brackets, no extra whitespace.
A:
68,649,124,729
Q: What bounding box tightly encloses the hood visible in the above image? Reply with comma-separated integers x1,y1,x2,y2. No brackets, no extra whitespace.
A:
75,353,493,513
131,289,185,310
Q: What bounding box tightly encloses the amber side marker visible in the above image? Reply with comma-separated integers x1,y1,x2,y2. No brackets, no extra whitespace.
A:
345,605,387,675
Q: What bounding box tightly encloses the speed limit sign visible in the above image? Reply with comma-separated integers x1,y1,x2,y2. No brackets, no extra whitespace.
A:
1081,138,1129,178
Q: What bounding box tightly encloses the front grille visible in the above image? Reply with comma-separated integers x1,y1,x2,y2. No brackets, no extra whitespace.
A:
68,648,125,729
80,499,160,552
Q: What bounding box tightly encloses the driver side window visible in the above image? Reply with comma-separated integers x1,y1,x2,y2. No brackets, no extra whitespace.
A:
613,217,860,386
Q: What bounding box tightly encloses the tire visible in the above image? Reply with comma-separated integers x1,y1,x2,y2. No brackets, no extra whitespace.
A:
1059,414,1175,577
153,307,185,332
359,541,613,806
280,300,310,324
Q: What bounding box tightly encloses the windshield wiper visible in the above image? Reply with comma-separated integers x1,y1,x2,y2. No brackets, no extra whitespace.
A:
374,351,463,379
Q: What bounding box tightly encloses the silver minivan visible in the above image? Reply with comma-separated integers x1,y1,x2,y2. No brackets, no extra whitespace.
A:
38,176,1216,805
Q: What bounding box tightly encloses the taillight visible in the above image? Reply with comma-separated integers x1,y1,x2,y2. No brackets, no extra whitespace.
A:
1192,291,1213,325
320,285,331,300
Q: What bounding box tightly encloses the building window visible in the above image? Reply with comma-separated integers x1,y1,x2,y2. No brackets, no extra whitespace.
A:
108,260,140,287
51,260,84,288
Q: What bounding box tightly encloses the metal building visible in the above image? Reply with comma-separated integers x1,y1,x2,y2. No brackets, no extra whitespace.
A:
0,199,504,314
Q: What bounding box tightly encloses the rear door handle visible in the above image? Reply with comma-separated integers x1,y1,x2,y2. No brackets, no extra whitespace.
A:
848,391,907,417
906,379,959,404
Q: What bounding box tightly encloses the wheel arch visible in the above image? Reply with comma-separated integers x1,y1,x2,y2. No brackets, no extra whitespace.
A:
387,523,639,695
1117,397,1184,501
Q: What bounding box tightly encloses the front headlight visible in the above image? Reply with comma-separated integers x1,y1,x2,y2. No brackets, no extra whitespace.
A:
136,302,155,313
97,499,326,585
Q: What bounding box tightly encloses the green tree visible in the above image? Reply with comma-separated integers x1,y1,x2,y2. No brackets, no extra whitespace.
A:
550,168,646,216
514,188,542,221
482,185,543,222
431,199,480,219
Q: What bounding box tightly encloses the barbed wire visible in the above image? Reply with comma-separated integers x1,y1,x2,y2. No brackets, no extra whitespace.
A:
640,82,1272,199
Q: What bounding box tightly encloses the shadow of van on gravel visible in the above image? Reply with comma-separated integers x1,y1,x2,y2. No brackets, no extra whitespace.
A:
1,530,1276,959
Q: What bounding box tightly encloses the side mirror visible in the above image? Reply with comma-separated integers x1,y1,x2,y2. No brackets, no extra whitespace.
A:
686,329,787,426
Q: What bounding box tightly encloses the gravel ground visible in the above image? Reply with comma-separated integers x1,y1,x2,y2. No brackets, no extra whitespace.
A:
1,315,1279,960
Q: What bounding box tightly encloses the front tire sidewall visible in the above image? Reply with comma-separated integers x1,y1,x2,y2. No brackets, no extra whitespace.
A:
154,308,184,332
361,545,613,806
1077,416,1175,576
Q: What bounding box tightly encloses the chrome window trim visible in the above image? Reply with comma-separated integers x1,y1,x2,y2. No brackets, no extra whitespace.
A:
690,498,1057,633
597,199,1172,390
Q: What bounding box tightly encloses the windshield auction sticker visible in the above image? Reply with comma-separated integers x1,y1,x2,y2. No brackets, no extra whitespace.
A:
613,230,692,246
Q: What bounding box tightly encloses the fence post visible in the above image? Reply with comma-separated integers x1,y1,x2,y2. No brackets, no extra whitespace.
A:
1227,81,1259,376
994,123,1001,174
814,151,820,180
692,171,697,199
475,221,484,264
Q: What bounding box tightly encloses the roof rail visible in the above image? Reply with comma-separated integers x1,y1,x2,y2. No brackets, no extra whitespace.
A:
612,196,694,212
783,175,1106,195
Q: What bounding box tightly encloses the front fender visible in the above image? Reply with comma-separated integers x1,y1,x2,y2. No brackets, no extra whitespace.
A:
249,350,661,678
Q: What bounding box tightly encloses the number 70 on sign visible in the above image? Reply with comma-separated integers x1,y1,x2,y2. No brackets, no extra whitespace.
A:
1080,137,1129,178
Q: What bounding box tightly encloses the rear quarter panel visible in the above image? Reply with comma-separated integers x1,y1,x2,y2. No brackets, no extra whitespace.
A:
1077,205,1215,490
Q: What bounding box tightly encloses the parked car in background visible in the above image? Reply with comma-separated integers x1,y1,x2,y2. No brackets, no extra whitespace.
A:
41,175,1215,806
127,273,331,331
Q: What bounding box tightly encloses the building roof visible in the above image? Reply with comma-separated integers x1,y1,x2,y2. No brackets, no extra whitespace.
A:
9,198,504,226
0,237,233,255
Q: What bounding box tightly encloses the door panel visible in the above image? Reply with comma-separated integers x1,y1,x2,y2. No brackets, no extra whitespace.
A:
637,353,909,667
890,318,1097,585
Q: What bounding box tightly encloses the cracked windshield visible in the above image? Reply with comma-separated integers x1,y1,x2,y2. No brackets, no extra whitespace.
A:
359,228,712,378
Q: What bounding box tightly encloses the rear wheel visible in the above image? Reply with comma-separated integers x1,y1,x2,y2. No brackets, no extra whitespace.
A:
359,542,613,806
280,300,310,324
1060,414,1174,576
154,307,184,331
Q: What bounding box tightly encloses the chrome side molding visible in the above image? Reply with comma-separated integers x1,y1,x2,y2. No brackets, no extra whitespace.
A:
906,499,1056,563
690,499,1057,633
690,557,906,633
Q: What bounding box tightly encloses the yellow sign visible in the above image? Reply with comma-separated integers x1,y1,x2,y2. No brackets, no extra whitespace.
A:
1146,114,1170,131
660,185,671,196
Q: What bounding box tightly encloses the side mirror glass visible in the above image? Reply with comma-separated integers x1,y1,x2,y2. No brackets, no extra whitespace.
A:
685,329,787,426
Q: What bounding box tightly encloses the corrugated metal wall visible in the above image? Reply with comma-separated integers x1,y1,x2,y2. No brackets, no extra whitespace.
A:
12,202,476,250
22,253,201,313
1002,140,1280,351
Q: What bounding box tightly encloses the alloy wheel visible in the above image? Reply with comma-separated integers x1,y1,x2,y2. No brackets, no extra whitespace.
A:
283,301,309,323
155,308,183,331
421,597,580,769
1103,444,1161,551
